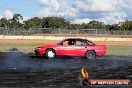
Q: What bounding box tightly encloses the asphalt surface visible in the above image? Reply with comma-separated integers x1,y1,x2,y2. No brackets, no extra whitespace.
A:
0,48,131,88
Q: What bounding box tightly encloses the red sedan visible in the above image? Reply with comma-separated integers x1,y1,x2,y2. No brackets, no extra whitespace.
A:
34,38,106,59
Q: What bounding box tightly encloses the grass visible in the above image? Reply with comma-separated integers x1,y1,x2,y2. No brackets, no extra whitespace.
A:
0,43,132,56
0,44,42,53
107,45,132,56
36,34,132,38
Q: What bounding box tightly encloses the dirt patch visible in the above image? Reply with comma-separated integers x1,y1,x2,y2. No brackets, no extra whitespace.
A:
96,41,132,46
0,39,132,46
0,39,58,44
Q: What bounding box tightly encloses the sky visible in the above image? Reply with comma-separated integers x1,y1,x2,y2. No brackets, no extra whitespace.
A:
0,0,132,24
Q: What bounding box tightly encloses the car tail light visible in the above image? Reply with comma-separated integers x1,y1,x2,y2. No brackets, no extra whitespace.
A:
104,45,106,49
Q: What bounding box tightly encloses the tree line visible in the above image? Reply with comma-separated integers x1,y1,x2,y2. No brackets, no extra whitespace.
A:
0,14,132,31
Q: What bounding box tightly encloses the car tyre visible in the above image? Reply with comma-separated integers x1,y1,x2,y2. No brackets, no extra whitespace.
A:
45,49,56,59
85,51,96,59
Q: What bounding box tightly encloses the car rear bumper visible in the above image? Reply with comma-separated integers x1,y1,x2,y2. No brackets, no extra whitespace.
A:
96,50,106,56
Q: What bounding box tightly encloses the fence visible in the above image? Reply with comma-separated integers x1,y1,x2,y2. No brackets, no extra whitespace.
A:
0,28,132,36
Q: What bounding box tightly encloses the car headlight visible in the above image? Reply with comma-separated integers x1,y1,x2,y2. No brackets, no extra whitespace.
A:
35,47,41,50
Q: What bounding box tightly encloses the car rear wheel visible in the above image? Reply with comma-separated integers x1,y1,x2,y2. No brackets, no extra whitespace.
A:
45,49,56,59
85,51,96,59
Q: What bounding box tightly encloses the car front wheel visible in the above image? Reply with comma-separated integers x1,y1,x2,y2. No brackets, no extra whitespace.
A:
85,51,96,59
45,49,56,59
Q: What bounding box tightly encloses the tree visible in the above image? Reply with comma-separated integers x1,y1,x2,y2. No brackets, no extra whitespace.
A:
12,14,23,22
88,20,106,29
9,14,23,28
24,17,42,29
0,18,8,28
67,24,82,30
119,20,132,31
41,17,69,29
106,24,120,30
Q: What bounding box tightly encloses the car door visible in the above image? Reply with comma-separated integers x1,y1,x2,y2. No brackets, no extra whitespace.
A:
73,40,88,56
56,40,75,56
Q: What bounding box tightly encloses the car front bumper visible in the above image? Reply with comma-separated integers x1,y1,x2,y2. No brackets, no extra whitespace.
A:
34,49,45,55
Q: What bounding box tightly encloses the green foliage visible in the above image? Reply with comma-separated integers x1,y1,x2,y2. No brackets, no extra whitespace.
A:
0,18,8,27
11,14,23,28
88,20,106,29
119,20,132,30
41,17,69,29
67,24,82,30
67,20,106,30
24,17,41,29
106,24,119,30
1,13,132,31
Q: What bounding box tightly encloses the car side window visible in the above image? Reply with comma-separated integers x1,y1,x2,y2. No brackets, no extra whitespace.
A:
63,41,69,45
75,40,94,46
87,41,94,46
75,40,85,46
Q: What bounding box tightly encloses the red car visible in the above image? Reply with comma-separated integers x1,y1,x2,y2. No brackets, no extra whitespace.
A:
34,38,106,59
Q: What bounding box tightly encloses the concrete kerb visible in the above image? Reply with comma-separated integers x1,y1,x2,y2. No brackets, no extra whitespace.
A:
0,35,132,41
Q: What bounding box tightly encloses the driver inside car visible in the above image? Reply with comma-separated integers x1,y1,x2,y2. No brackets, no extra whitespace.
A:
68,40,75,45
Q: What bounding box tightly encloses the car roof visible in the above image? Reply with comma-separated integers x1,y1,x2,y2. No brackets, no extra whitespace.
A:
63,38,87,41
60,38,96,45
